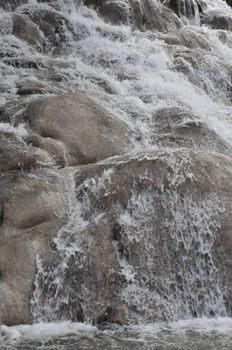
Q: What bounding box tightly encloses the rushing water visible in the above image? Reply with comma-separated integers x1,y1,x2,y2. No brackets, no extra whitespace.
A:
1,318,232,349
1,0,232,348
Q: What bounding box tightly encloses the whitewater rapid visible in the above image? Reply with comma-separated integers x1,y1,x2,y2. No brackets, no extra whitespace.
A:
1,317,232,349
1,0,232,148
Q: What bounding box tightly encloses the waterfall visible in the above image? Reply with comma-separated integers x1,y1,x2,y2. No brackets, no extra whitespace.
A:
1,0,232,325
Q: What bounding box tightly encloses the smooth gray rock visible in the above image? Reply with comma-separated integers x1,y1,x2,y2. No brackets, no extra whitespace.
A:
84,0,181,32
0,169,66,325
151,107,232,156
12,14,45,52
20,92,129,167
30,149,232,324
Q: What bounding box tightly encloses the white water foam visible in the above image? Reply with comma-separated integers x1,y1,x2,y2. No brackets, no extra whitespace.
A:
1,317,232,348
0,321,96,345
1,0,232,329
1,0,232,147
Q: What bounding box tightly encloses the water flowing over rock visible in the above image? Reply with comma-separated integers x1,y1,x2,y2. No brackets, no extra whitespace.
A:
1,0,232,327
30,150,232,324
169,0,201,18
0,0,27,10
0,169,67,325
84,0,181,31
21,92,129,167
12,14,46,52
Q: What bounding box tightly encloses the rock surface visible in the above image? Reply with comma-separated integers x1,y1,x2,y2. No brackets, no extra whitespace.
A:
151,107,232,155
170,0,200,18
27,8,73,52
12,14,45,52
0,128,52,172
21,92,129,167
202,12,232,31
0,0,27,10
1,0,232,328
30,149,232,324
84,0,181,32
0,92,129,168
0,169,66,325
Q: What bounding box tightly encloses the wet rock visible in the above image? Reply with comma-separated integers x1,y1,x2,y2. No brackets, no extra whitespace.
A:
169,45,232,97
16,80,59,96
0,169,66,325
216,29,232,49
1,146,232,325
202,12,232,31
152,107,232,156
31,149,232,324
169,0,181,16
160,27,211,51
12,14,45,52
0,0,27,11
26,133,69,168
0,128,52,171
0,99,28,123
20,92,129,167
27,9,74,52
72,150,232,322
84,0,181,32
3,57,40,69
169,0,200,18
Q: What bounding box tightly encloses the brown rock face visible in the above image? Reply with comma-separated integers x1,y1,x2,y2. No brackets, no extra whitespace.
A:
31,149,232,324
151,107,232,156
0,89,129,325
20,92,129,167
0,129,52,172
84,0,181,32
1,92,129,169
1,0,232,329
0,170,67,325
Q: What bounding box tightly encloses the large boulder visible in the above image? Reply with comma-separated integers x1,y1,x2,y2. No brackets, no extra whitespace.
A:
12,14,46,52
31,149,232,324
11,92,129,167
84,0,181,32
151,107,232,156
0,169,66,325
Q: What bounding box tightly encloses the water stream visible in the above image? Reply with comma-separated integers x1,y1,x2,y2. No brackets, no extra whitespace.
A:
1,0,232,348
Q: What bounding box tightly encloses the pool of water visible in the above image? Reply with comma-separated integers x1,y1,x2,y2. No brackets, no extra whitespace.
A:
1,318,232,350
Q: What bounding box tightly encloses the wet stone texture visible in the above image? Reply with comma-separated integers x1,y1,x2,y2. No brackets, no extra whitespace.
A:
0,0,232,327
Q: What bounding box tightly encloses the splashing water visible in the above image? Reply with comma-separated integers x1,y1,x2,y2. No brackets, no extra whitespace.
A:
1,0,232,329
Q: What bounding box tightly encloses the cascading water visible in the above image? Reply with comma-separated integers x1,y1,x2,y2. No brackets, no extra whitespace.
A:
1,0,232,336
30,148,228,324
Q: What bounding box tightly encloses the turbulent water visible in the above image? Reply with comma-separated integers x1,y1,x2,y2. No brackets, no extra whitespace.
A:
1,318,232,349
2,0,232,145
1,0,232,348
